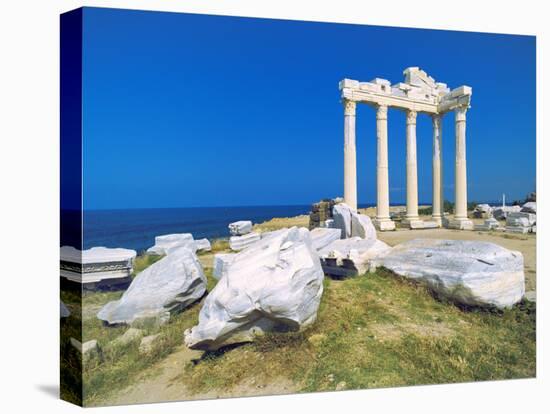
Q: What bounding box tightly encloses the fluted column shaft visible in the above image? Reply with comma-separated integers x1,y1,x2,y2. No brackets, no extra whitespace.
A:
376,105,390,221
432,114,443,224
343,99,357,211
405,110,419,220
454,107,468,219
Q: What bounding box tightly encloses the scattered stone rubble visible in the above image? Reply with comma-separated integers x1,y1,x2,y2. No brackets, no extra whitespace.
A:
228,220,261,251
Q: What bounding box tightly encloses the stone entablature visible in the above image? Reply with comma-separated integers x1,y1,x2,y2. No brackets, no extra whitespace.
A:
339,67,473,230
339,67,472,115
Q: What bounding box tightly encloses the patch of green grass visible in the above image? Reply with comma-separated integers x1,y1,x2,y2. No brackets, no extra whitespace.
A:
78,260,536,405
185,269,535,394
209,238,230,253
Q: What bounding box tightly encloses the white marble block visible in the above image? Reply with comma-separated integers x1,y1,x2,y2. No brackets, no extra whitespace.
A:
60,246,137,288
229,232,261,251
309,227,342,251
184,227,324,351
373,239,525,309
228,220,253,236
97,246,206,326
147,233,194,255
318,237,391,277
212,253,236,280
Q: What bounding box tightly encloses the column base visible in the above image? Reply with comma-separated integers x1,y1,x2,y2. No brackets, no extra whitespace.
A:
431,216,443,228
373,218,395,231
446,218,474,230
401,217,424,229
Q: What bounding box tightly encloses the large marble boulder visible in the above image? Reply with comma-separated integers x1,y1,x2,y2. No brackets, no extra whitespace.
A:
147,233,194,255
228,220,253,236
309,227,342,251
97,246,206,326
318,237,391,277
374,239,525,309
332,203,376,240
184,227,324,351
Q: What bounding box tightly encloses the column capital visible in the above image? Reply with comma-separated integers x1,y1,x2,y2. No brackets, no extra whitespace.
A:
343,99,356,116
455,106,468,122
406,110,417,125
376,104,388,120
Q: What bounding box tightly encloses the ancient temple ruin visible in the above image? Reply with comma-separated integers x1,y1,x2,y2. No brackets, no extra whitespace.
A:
339,67,473,230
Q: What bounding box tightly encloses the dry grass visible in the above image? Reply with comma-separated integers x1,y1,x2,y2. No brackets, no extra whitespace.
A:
253,215,309,233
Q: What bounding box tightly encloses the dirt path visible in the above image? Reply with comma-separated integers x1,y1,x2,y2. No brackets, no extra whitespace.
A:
104,345,297,406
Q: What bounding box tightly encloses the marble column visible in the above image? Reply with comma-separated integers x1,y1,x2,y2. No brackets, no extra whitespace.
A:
404,109,420,226
374,105,395,231
431,114,443,226
343,99,357,211
449,106,473,230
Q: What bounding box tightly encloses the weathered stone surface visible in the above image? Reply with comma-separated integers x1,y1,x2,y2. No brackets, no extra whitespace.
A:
473,204,493,218
147,233,194,255
60,246,136,288
212,253,236,280
228,220,253,236
374,239,525,308
309,227,342,251
97,246,206,326
505,226,530,234
318,237,391,277
333,203,376,240
474,217,500,231
184,227,324,351
70,338,102,363
193,238,212,252
493,206,521,220
60,301,70,318
139,334,161,354
111,328,144,347
229,232,261,251
524,291,536,302
521,202,536,214
507,212,536,226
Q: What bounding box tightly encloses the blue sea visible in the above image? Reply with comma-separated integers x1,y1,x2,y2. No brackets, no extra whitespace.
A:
83,205,317,252
82,201,502,252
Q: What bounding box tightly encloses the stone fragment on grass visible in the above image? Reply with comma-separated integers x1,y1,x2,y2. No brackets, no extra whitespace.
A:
318,237,391,277
374,239,525,309
228,220,253,236
97,246,206,326
139,334,161,354
70,338,102,363
194,238,212,252
111,328,144,347
184,227,324,351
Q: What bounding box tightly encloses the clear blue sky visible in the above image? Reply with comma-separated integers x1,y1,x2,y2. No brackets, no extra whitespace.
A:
82,7,536,210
